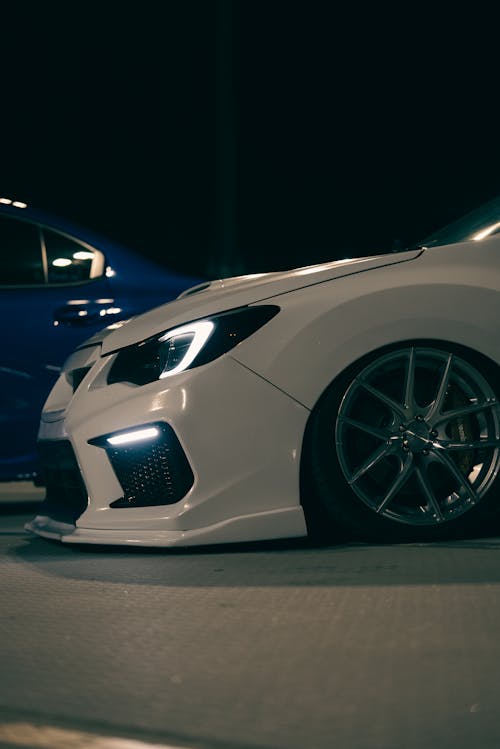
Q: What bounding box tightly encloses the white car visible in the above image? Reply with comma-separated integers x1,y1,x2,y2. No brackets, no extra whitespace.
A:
26,195,500,546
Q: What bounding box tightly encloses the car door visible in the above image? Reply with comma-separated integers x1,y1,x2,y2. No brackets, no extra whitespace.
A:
0,214,115,480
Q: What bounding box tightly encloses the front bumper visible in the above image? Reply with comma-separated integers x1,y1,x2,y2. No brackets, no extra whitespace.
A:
26,354,309,547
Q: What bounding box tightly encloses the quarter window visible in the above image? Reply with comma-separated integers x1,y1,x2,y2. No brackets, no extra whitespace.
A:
44,229,105,284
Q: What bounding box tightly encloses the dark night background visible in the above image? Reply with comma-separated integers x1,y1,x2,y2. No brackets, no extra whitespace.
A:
2,3,499,280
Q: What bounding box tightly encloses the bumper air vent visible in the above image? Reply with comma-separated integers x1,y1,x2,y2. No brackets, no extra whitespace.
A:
89,423,194,508
37,440,89,523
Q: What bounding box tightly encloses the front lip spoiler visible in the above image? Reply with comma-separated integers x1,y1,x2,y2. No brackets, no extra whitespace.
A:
24,507,308,547
24,516,75,540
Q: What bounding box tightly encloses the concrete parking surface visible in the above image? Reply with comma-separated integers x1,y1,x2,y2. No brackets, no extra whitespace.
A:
2,504,500,749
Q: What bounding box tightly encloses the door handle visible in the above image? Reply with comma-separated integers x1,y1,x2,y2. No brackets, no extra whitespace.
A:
54,303,122,327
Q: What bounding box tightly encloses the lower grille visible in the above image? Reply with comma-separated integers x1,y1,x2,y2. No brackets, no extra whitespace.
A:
37,440,88,524
103,424,194,508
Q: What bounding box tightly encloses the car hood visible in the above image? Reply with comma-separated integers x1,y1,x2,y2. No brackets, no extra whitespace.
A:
100,250,421,355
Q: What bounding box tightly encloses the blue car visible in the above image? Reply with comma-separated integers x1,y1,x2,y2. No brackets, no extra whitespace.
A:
0,197,204,485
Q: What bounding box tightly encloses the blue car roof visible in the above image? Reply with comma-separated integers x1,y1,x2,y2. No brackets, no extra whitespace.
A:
0,199,133,253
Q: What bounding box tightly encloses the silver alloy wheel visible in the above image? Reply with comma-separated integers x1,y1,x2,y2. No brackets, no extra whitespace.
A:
335,347,500,526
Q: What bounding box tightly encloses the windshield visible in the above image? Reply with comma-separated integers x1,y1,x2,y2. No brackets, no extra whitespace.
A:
419,194,500,248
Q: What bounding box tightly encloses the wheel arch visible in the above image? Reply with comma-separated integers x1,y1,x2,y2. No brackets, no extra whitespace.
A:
309,337,500,418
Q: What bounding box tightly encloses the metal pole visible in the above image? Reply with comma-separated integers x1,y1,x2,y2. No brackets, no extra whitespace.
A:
212,0,240,278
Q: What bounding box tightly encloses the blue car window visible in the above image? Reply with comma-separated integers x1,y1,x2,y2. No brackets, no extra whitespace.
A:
0,215,44,285
44,228,105,284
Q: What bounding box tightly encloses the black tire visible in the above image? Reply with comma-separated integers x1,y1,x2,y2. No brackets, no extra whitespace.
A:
302,342,500,542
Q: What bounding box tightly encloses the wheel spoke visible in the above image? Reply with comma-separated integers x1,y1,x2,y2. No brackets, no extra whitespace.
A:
427,353,453,419
434,438,500,451
433,400,497,426
354,378,406,418
432,449,479,503
349,443,392,484
376,455,414,513
404,347,416,410
335,345,500,527
339,416,390,441
415,466,444,521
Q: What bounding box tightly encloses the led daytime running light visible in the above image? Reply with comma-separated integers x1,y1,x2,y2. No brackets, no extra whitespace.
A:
158,320,215,378
106,427,160,446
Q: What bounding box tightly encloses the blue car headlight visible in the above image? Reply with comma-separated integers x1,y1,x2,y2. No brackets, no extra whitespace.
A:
107,305,279,385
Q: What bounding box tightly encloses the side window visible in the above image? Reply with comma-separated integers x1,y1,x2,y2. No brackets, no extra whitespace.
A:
44,229,105,284
0,215,44,285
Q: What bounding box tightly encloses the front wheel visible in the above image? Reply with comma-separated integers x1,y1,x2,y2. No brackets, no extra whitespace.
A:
304,344,500,542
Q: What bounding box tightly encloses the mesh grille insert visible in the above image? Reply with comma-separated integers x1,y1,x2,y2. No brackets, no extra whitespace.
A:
95,424,194,508
37,440,88,524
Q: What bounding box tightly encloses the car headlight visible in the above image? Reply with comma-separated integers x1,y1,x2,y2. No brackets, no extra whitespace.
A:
107,305,279,386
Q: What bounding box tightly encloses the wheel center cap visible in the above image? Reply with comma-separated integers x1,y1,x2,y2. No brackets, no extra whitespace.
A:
404,420,432,453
